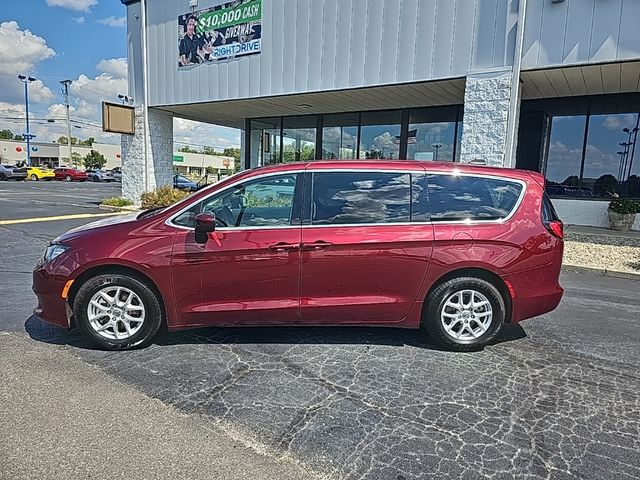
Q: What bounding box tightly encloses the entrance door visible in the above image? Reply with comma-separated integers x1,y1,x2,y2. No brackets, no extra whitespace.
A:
299,169,434,325
170,172,303,327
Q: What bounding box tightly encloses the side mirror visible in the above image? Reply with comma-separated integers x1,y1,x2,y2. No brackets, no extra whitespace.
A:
194,212,216,244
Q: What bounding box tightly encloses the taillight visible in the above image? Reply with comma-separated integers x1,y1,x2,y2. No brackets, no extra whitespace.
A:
545,220,564,239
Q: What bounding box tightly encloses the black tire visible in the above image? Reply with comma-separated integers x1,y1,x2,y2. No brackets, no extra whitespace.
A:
31,174,38,181
73,273,163,350
92,175,100,182
65,175,72,182
0,173,6,181
423,276,505,352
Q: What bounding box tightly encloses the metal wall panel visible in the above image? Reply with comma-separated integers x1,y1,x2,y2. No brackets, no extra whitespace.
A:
142,0,515,107
522,0,640,70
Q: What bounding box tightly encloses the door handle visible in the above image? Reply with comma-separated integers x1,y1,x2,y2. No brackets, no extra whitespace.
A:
268,242,300,252
301,241,333,251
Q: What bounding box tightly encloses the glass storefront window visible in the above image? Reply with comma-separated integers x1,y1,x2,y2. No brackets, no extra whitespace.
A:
282,116,316,163
583,113,640,198
322,113,359,159
408,107,458,162
359,111,401,160
250,119,281,167
544,116,588,197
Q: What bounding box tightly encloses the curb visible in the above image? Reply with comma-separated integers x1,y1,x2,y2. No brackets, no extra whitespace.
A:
562,264,640,281
98,204,139,212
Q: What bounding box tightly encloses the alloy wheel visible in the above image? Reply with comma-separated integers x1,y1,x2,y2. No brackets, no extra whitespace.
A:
440,289,493,341
87,286,146,340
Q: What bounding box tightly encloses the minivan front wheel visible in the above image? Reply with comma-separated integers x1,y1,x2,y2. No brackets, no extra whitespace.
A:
424,277,505,351
73,274,163,350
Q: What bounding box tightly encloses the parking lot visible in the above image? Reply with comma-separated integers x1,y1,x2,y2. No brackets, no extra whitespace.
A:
1,180,640,480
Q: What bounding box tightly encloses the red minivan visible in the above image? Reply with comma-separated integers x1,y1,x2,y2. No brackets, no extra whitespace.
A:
33,161,564,351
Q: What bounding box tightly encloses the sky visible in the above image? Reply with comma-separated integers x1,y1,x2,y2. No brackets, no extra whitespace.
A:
0,0,240,150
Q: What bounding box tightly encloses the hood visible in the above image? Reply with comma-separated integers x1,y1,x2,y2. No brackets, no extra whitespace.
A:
57,212,141,242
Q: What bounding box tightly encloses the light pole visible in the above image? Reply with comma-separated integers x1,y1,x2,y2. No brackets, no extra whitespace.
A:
18,75,36,166
432,143,443,161
60,80,73,165
623,126,639,181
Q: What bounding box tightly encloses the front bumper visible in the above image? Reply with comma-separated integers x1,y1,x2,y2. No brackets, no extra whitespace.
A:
32,264,73,329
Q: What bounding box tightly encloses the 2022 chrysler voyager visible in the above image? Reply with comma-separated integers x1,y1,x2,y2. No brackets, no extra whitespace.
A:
33,161,564,351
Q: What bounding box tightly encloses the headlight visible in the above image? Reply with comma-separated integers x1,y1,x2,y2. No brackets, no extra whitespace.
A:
44,244,69,263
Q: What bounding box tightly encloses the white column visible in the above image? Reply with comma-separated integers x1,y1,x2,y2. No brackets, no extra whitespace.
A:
459,69,518,168
121,107,173,203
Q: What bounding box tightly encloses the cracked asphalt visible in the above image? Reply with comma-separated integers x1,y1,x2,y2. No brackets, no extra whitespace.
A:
2,181,640,479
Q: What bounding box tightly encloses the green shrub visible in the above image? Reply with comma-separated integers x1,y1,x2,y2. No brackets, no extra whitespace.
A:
101,197,134,207
609,198,640,215
140,185,191,209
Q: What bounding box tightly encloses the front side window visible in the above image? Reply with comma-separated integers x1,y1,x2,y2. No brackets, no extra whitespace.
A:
311,172,411,225
172,173,298,228
427,174,523,221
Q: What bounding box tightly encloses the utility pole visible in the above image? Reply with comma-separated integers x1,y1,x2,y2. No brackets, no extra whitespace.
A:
18,75,36,166
60,79,73,166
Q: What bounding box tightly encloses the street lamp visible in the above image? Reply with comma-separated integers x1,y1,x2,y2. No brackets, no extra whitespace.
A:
17,75,36,166
432,143,443,161
623,126,639,182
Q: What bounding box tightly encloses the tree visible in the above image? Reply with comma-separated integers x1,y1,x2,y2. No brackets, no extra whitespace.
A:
13,134,23,140
223,147,241,171
83,149,107,170
57,136,78,145
562,175,580,186
178,145,199,153
0,129,15,140
78,137,95,146
593,174,618,196
202,146,219,156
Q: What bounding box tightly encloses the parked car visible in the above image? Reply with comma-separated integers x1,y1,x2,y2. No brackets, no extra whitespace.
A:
32,161,564,351
0,164,28,181
110,168,122,182
25,166,55,181
54,167,88,182
173,174,199,192
86,169,115,182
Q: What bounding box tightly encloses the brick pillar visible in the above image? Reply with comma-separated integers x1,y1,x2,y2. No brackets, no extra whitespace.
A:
121,107,173,204
459,69,516,167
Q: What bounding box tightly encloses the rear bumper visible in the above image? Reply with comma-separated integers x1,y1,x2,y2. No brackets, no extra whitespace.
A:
505,265,564,323
9,173,27,180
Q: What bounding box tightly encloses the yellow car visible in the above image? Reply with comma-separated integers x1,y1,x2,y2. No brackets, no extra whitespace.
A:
26,167,55,181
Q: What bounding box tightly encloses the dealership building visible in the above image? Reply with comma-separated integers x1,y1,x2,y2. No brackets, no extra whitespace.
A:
121,0,640,229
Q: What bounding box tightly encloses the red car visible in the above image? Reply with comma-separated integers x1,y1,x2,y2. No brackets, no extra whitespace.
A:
54,167,88,182
33,161,564,351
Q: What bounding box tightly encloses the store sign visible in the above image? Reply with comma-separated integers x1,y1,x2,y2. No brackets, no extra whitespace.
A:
178,0,262,68
172,155,184,163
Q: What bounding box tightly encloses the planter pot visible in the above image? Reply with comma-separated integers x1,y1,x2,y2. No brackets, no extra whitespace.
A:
608,211,636,231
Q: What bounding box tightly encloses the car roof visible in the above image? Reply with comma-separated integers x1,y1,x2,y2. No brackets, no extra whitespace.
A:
239,160,535,182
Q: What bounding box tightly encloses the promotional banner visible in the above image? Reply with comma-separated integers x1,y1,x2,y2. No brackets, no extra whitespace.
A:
178,0,262,68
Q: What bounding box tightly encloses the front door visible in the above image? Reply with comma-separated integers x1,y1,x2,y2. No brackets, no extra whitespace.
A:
299,169,434,325
170,172,303,327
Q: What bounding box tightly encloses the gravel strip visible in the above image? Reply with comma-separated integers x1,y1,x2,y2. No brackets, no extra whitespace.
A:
564,232,640,274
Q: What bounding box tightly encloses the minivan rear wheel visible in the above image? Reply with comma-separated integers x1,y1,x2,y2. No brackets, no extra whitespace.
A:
424,277,505,351
73,273,163,350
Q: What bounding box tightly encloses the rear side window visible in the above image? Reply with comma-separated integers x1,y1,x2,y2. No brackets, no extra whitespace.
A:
311,172,411,225
427,174,523,221
542,193,560,222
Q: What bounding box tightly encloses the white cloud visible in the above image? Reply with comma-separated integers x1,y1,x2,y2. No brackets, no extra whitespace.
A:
96,58,127,79
46,0,97,12
601,114,636,131
72,16,86,24
0,22,56,104
174,118,241,151
97,16,126,28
